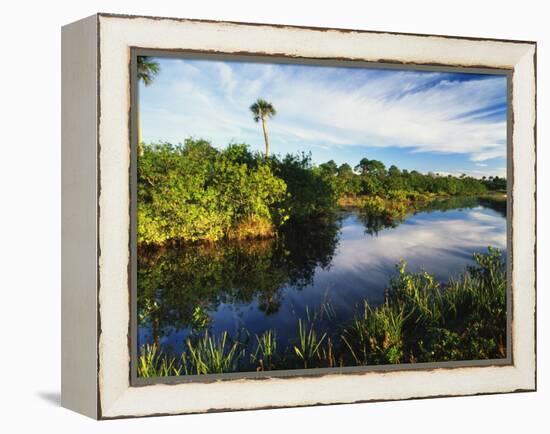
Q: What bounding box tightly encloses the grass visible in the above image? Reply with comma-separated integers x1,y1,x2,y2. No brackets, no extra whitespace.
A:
138,247,506,376
251,330,278,371
181,331,244,375
226,215,275,240
138,344,182,377
293,317,327,369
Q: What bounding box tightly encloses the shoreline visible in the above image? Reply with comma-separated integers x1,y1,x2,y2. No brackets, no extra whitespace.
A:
138,193,507,249
138,248,507,377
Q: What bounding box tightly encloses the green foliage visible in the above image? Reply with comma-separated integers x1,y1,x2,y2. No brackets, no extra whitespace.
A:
190,305,211,333
138,138,501,245
251,330,278,371
270,152,338,221
362,195,408,220
138,247,506,376
337,159,492,200
339,248,506,366
293,317,327,369
341,301,409,365
137,218,340,339
336,163,362,197
137,56,160,86
250,98,277,122
139,334,245,377
138,139,287,244
182,331,244,375
482,175,507,191
355,157,386,176
138,344,182,377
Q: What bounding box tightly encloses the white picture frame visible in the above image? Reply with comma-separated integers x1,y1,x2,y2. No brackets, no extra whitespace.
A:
61,13,536,419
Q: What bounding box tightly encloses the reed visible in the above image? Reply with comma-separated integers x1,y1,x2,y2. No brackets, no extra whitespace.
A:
138,344,181,377
182,331,244,375
341,247,506,365
251,329,278,371
137,248,506,376
293,318,327,369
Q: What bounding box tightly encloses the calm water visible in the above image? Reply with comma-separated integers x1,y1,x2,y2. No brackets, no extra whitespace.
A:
137,197,506,356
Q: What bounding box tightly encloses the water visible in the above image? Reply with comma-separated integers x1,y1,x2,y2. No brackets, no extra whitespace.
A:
137,197,506,357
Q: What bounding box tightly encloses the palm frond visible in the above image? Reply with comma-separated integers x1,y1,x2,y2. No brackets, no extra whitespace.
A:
137,56,160,86
250,98,276,120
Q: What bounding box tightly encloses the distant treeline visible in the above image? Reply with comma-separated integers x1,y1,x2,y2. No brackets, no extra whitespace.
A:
138,139,506,244
323,157,505,198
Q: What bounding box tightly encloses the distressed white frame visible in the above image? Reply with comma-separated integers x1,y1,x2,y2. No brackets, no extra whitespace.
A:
62,13,536,419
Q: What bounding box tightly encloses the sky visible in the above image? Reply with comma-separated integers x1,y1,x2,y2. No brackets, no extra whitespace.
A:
139,57,508,178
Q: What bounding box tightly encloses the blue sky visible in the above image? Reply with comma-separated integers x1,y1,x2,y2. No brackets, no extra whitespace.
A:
139,57,508,178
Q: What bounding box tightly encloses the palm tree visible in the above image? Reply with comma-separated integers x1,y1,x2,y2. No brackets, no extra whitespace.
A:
137,57,160,154
137,56,160,85
250,99,276,157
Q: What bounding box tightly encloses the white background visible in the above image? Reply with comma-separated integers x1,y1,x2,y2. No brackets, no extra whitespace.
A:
0,0,547,432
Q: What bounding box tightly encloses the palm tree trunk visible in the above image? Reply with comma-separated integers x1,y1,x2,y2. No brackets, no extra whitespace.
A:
261,115,270,157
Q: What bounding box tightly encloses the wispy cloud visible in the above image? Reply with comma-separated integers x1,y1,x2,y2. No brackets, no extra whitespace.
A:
140,58,507,177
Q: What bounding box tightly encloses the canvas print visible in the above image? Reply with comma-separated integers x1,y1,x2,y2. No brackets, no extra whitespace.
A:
135,55,508,378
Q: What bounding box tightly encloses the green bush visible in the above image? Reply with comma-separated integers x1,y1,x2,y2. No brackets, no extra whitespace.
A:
138,140,288,244
138,139,499,245
270,152,338,221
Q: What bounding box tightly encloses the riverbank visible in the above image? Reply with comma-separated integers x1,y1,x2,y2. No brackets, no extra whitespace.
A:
138,247,506,377
338,191,506,222
478,192,507,215
138,140,506,245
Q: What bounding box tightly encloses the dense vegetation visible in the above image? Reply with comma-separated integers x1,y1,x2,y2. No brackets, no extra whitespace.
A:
136,63,508,377
138,248,506,376
138,139,506,245
137,195,505,349
138,140,288,244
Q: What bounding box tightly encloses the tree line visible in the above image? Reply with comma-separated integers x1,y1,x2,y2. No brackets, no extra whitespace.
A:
319,157,505,198
138,139,505,245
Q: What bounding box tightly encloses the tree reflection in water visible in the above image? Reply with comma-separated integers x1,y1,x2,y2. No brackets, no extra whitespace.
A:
138,216,341,346
358,195,506,236
138,196,506,358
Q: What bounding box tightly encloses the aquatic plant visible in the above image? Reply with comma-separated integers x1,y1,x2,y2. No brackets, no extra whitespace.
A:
182,331,244,375
319,337,340,368
137,248,507,376
341,300,408,365
341,248,507,365
251,330,278,371
293,318,327,369
138,344,182,377
388,261,444,326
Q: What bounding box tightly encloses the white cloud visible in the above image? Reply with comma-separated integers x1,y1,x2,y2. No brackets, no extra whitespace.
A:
140,59,507,167
470,147,506,162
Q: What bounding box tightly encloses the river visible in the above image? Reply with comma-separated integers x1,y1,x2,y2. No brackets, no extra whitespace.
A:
137,196,506,359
